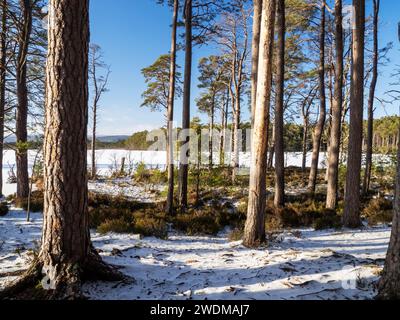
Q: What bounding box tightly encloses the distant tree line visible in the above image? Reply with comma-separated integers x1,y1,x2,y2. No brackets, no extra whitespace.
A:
97,116,398,154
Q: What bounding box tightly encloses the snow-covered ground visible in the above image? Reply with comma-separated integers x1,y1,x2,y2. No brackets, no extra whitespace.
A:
0,209,390,300
88,178,164,203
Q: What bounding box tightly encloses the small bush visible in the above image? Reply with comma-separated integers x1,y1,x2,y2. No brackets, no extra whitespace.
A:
88,192,150,211
15,191,44,213
89,207,133,229
228,228,243,242
236,201,248,216
134,162,151,183
97,218,133,234
0,202,9,216
267,198,343,231
313,210,342,230
134,216,168,239
363,198,393,226
174,210,221,236
278,207,301,228
265,214,282,231
149,169,167,185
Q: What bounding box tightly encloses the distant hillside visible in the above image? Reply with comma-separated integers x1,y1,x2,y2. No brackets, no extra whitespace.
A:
5,135,130,144
96,135,130,143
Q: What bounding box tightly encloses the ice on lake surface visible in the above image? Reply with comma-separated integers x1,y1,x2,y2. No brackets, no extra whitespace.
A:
1,149,394,197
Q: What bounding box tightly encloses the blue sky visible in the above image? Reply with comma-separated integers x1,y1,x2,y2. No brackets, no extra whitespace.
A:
90,0,400,136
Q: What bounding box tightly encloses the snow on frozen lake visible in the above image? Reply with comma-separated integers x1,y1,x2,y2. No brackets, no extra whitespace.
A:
1,149,394,197
1,149,325,197
0,209,390,300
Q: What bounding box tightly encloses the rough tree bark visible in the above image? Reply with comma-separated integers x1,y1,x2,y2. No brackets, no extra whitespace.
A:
16,0,32,200
362,0,379,196
343,0,365,228
377,123,400,299
274,0,285,208
308,3,326,194
0,0,6,196
166,0,179,215
243,0,276,248
178,0,192,210
326,0,344,210
0,0,125,300
250,0,262,128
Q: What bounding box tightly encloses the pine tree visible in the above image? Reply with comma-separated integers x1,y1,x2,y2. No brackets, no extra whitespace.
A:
0,0,125,299
343,0,365,228
243,0,276,248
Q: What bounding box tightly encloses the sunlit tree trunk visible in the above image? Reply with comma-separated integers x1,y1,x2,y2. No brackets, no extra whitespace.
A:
219,88,229,166
178,0,192,210
377,123,400,299
16,0,32,200
326,0,344,210
308,3,326,194
0,0,125,300
243,0,276,248
166,0,179,215
250,0,262,128
362,0,379,196
267,123,275,170
343,0,365,228
231,95,241,184
209,94,215,169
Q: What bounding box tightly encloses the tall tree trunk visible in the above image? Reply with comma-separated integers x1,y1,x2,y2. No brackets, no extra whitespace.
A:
377,123,400,299
267,123,275,170
0,0,124,300
251,0,262,128
16,0,32,200
362,0,379,196
274,0,285,208
0,0,6,197
166,0,179,215
325,49,334,182
308,3,326,194
91,106,97,179
219,88,229,166
231,95,240,184
209,94,215,169
178,0,192,210
90,79,97,179
243,0,276,248
343,0,365,228
302,118,308,173
326,0,344,210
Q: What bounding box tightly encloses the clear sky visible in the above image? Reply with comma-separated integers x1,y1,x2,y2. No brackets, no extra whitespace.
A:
89,0,400,136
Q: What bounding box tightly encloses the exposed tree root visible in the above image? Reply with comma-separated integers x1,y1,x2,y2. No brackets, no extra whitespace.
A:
376,276,400,300
83,250,129,283
0,269,28,278
0,259,43,300
0,251,133,300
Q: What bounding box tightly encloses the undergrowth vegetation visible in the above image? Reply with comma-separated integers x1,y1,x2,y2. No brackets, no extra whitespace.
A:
3,166,394,239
